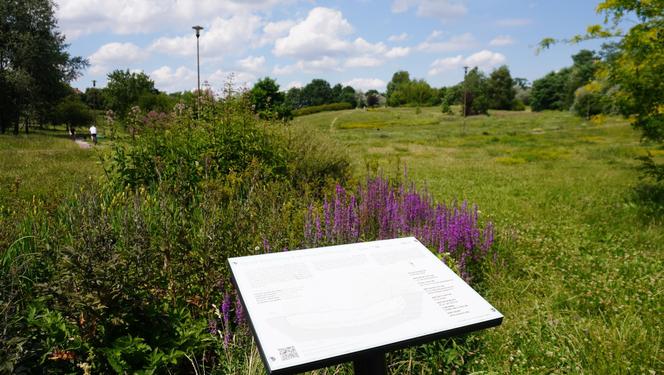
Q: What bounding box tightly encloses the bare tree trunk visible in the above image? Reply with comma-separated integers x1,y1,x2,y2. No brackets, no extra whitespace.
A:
24,113,29,134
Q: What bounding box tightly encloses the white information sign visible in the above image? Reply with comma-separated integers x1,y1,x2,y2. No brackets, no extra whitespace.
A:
229,237,503,374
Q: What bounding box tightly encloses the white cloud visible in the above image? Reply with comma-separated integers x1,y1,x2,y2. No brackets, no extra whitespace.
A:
345,56,383,68
273,56,341,75
55,0,294,38
89,42,148,75
151,65,197,92
391,0,467,22
273,7,353,59
343,78,387,92
237,56,266,72
417,32,475,52
385,46,411,58
208,69,257,92
489,35,515,46
259,20,296,46
285,81,303,89
429,50,506,75
428,55,464,75
465,50,506,68
149,14,262,59
150,65,258,93
273,7,409,72
496,18,533,27
388,33,409,42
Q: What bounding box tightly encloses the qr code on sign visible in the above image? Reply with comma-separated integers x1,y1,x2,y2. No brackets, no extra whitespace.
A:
278,346,299,361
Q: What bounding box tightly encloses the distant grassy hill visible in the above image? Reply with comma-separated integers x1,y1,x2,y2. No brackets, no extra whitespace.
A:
293,107,663,374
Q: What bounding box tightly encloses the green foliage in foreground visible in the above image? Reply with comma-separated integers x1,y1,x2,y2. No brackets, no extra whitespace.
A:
294,107,663,374
0,96,355,372
0,101,500,374
1,105,661,374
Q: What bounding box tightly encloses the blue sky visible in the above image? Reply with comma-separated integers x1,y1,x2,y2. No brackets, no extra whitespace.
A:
58,0,609,94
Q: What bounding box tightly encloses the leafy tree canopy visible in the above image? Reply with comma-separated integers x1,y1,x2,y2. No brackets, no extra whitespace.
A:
104,70,156,119
542,0,663,181
302,79,333,107
487,65,516,110
0,0,88,134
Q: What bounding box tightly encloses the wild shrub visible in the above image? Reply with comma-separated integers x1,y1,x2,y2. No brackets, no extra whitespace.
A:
108,95,349,198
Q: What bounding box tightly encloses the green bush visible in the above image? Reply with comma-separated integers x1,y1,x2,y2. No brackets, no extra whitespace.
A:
512,100,526,111
54,96,95,130
292,102,353,116
572,85,603,118
108,96,349,197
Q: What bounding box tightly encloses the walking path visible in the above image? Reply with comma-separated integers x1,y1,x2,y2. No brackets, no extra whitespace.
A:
75,139,92,149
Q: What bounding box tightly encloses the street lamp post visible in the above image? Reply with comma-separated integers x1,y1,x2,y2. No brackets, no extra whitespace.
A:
192,25,203,118
463,66,468,135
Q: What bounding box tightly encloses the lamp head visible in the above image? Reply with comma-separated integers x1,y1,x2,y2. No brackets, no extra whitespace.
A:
192,25,204,37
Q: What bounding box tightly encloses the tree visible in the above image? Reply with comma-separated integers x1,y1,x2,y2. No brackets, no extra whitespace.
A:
338,85,357,107
409,79,438,106
542,0,664,183
595,1,664,182
513,78,531,107
54,95,95,133
463,68,490,116
487,65,516,110
386,71,411,106
285,87,304,110
302,79,333,107
104,70,155,120
331,83,343,103
138,92,176,113
564,50,600,108
82,87,106,110
530,69,571,111
366,90,380,107
249,77,285,118
0,0,88,134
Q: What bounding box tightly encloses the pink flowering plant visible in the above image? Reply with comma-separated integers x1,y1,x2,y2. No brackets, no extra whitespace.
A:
303,176,495,282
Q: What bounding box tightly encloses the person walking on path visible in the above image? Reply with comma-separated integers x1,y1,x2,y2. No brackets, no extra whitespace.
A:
89,124,97,145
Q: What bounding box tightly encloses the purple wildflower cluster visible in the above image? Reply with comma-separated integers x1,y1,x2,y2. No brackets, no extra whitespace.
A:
304,176,495,281
209,289,247,347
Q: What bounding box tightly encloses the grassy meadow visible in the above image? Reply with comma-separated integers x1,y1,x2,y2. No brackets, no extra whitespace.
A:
1,108,661,373
0,127,100,212
293,107,663,373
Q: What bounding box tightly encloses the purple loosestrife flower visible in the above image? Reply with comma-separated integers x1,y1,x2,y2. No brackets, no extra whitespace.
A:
224,331,231,348
323,198,331,241
302,175,495,283
221,293,232,348
208,319,218,335
234,294,245,326
221,293,232,328
315,216,322,244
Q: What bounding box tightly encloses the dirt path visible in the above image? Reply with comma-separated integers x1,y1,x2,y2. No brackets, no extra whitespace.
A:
75,139,92,149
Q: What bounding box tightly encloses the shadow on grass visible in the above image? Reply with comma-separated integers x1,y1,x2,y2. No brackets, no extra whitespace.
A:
632,182,664,222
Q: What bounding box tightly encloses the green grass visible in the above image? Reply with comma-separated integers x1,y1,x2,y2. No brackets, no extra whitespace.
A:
2,111,661,373
0,127,101,210
294,107,663,374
